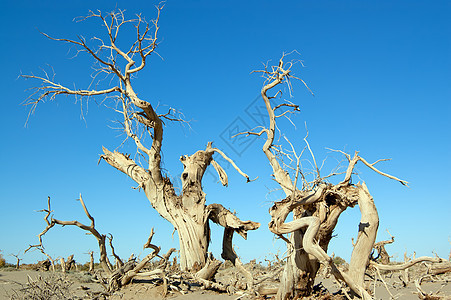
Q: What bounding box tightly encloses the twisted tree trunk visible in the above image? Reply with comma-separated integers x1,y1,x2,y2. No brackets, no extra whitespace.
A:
348,183,379,290
101,142,259,274
23,7,260,278
243,55,407,299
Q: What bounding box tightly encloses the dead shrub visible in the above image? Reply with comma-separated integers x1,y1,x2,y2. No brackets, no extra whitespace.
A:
9,273,74,300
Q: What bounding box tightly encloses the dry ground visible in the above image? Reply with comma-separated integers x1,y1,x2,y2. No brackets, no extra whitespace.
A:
0,265,450,299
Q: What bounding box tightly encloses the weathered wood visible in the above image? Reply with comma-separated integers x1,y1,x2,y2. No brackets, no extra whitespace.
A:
429,263,451,275
66,254,75,271
348,183,379,288
89,251,94,273
24,7,259,277
245,55,407,299
373,231,395,264
371,256,445,271
195,252,222,281
36,259,51,271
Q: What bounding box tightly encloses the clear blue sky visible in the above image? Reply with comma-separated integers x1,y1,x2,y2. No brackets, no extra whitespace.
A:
1,1,450,265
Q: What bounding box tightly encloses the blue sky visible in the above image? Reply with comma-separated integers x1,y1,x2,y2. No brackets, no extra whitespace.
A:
1,1,450,265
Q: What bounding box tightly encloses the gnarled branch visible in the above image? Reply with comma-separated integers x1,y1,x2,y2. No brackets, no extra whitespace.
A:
28,195,113,275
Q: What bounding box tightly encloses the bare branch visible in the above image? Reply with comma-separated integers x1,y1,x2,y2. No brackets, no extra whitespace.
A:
120,97,152,156
143,227,160,253
108,233,123,267
326,148,351,161
370,256,445,271
39,32,125,80
334,151,408,187
100,147,150,187
232,128,268,138
358,156,408,186
127,4,163,74
303,125,320,180
25,196,55,253
254,55,318,196
207,203,260,239
210,159,228,186
27,196,113,274
210,145,251,182
22,74,123,122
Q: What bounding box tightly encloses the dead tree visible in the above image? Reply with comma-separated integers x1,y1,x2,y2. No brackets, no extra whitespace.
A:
241,54,414,299
59,254,76,272
24,198,58,272
26,196,115,275
108,234,123,270
372,230,395,264
10,253,22,269
245,54,448,299
27,195,176,292
88,251,94,273
36,259,51,271
22,7,259,278
66,254,76,271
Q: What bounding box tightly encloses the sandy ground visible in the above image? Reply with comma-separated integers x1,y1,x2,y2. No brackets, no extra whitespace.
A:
0,269,241,299
1,268,450,299
316,276,451,300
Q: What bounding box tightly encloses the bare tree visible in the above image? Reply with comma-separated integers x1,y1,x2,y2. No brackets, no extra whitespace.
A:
26,195,175,292
10,253,22,269
88,251,94,273
372,230,395,264
26,196,114,275
241,54,445,299
26,196,113,274
22,7,259,279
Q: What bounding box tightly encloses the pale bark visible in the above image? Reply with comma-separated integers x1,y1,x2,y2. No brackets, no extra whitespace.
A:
246,55,408,299
373,231,395,264
15,257,21,269
370,256,445,271
403,251,410,283
89,251,94,273
428,263,451,275
108,234,123,268
60,254,75,272
195,252,223,281
27,196,113,275
120,250,160,286
52,197,113,275
66,254,75,271
112,233,177,292
10,254,21,270
101,142,259,275
24,7,259,277
36,259,52,271
28,195,184,292
348,182,379,292
60,258,66,272
414,274,450,300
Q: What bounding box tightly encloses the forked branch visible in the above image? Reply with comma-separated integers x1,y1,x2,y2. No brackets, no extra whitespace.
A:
210,145,251,183
330,150,409,187
27,195,113,274
249,54,408,299
23,7,167,177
